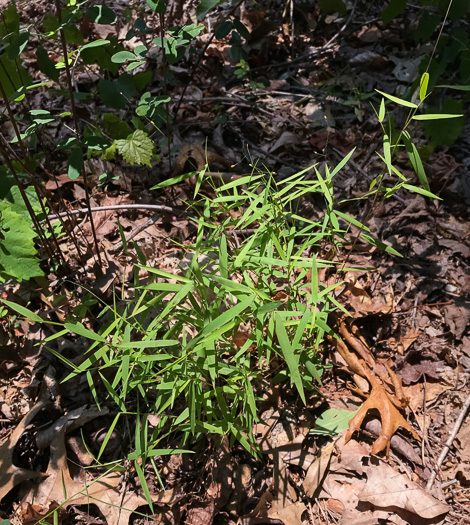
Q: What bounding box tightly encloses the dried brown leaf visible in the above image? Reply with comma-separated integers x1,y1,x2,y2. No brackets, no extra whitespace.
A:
359,461,449,519
345,383,420,455
0,398,48,500
302,440,335,498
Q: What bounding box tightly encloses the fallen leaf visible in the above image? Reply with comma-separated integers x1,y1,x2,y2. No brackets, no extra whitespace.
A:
24,409,181,525
303,440,335,498
0,398,49,500
359,460,449,519
345,382,420,455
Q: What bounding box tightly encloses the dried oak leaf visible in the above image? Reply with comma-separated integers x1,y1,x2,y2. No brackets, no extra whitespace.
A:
172,143,231,177
345,383,419,455
360,460,449,519
0,398,48,500
25,412,181,525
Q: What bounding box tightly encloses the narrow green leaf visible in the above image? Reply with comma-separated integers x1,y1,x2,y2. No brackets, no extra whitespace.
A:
135,461,154,513
402,131,430,191
419,72,429,102
139,266,192,282
97,413,121,461
378,98,385,122
436,84,470,91
412,113,464,120
65,321,106,342
151,171,198,189
81,39,110,51
361,233,402,257
0,299,43,323
128,449,194,460
274,314,306,404
375,89,417,108
402,183,441,200
119,340,178,348
383,134,391,175
329,147,356,178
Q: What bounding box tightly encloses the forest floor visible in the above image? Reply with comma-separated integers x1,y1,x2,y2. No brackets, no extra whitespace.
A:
1,0,470,524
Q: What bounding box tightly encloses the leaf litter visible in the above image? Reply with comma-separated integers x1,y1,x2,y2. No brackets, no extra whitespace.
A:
2,0,470,524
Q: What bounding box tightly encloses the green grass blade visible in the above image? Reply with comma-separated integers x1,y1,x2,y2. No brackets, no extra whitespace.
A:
274,314,305,404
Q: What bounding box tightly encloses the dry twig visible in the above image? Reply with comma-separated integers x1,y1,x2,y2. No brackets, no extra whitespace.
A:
427,392,470,490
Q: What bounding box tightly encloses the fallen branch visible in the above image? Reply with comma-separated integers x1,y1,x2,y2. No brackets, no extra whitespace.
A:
426,392,470,490
46,204,188,221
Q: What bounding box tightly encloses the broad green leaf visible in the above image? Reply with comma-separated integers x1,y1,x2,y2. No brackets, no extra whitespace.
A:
1,53,32,100
215,20,233,40
196,0,228,19
111,50,136,63
126,61,142,72
85,6,117,24
318,0,346,15
375,89,417,108
7,31,29,60
233,19,250,40
68,147,83,180
422,98,464,147
116,130,154,167
36,46,59,81
311,408,359,436
381,0,406,26
412,113,464,120
415,12,440,42
146,0,167,13
102,113,133,140
0,207,44,281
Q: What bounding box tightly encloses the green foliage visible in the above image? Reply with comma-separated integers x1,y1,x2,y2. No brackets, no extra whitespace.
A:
422,97,465,145
318,0,346,15
0,0,467,492
197,0,229,19
116,130,156,167
0,187,44,282
379,0,470,146
85,5,117,25
381,0,407,26
311,408,359,436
